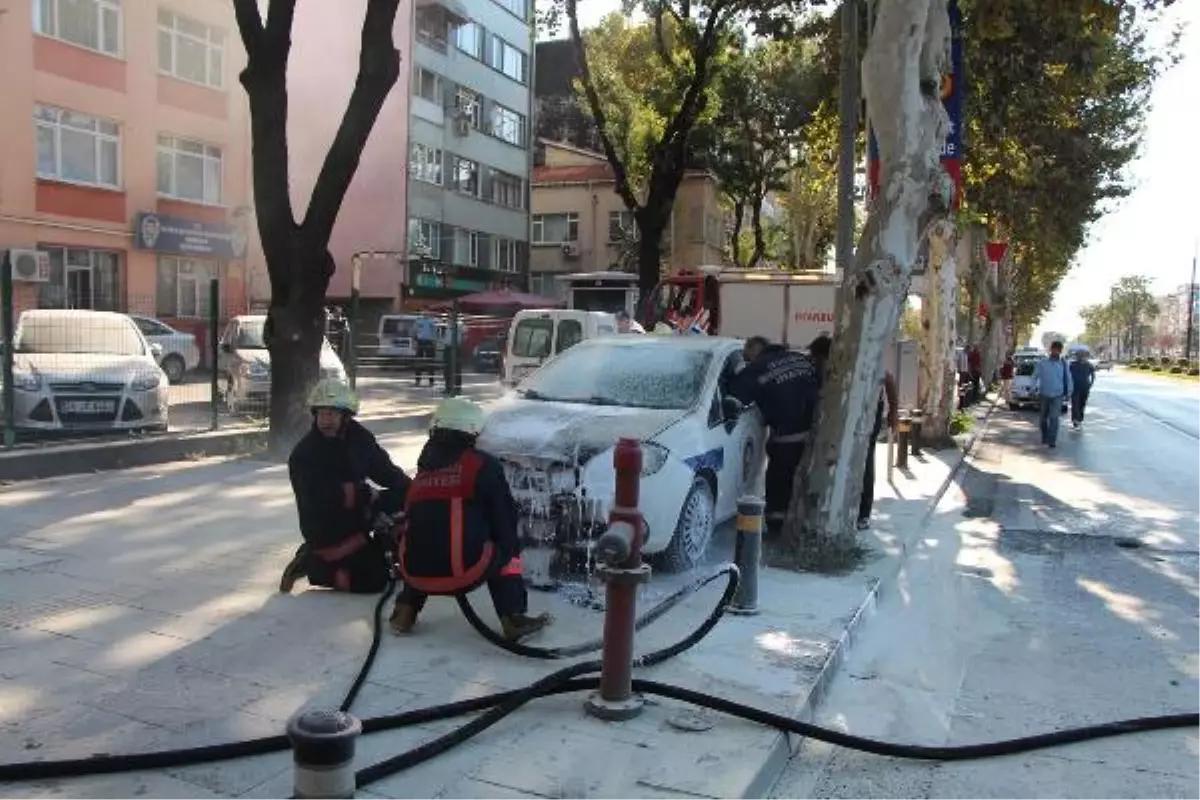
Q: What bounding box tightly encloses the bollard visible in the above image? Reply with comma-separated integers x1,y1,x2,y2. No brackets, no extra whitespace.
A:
728,496,764,615
896,418,912,470
584,438,651,721
910,410,923,457
287,708,362,799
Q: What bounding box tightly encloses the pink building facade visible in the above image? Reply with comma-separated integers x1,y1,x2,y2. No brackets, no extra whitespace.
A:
242,1,412,309
0,0,256,359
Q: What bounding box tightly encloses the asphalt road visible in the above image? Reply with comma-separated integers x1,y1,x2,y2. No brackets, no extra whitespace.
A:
770,375,1199,798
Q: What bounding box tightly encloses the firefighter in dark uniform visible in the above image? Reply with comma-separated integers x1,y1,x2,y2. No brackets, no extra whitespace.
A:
722,336,823,535
280,378,411,594
389,397,551,642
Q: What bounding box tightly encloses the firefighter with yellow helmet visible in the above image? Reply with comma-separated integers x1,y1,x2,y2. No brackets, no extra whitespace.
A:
280,378,411,594
389,397,552,642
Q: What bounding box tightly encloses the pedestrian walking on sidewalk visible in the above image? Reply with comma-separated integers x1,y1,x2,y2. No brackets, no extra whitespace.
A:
856,370,899,531
1068,348,1096,429
1034,341,1072,448
1000,353,1015,403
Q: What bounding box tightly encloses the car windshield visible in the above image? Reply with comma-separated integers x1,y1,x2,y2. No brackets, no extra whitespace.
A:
1015,359,1038,377
235,321,267,349
14,316,145,356
519,342,712,410
381,318,416,337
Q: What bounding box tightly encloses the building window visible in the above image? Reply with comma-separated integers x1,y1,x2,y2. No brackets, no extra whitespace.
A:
529,273,562,300
37,247,120,311
490,0,527,19
532,213,579,244
454,229,480,267
34,105,120,189
451,157,480,196
34,0,122,56
490,170,524,209
409,218,442,259
157,9,225,89
454,86,481,129
609,210,635,241
415,5,449,50
493,237,518,273
455,21,483,59
490,104,526,147
413,66,442,103
489,35,527,83
156,256,215,318
157,135,223,205
410,143,443,185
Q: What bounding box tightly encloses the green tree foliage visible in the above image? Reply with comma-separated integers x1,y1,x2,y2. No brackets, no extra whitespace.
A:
961,0,1177,332
545,0,811,295
778,100,840,270
704,35,833,268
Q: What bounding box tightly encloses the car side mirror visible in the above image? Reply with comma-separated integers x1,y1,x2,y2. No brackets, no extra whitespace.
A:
721,396,744,429
150,343,164,358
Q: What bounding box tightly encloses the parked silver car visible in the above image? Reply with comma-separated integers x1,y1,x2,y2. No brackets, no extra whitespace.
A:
4,310,169,433
216,314,347,415
129,314,200,384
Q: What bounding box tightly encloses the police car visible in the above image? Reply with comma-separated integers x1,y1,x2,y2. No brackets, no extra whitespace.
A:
478,336,766,573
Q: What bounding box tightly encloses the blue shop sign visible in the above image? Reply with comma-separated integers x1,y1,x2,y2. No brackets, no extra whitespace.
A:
132,212,248,259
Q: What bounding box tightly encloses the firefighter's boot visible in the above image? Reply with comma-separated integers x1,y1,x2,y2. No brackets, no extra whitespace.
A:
389,602,419,635
501,612,552,642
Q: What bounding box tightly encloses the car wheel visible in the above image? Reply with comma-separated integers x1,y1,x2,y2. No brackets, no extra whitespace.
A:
1008,402,1020,411
655,477,716,573
162,354,186,384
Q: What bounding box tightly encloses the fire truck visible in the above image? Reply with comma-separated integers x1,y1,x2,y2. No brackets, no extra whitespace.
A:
640,265,841,349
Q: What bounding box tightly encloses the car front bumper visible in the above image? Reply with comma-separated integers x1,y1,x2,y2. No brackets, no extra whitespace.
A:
10,386,169,432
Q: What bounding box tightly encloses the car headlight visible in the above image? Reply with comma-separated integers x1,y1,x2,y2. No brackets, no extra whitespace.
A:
641,441,670,477
131,372,163,391
12,371,40,391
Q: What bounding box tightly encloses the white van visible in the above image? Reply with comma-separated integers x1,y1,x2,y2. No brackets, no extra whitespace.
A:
376,314,466,368
503,309,618,386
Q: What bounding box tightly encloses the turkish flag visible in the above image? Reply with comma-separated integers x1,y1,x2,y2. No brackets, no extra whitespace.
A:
985,242,1008,264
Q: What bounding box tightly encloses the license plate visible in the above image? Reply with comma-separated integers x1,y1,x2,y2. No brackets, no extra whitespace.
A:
61,399,116,414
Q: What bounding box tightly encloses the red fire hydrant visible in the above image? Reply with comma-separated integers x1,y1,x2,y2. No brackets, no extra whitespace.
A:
584,437,651,721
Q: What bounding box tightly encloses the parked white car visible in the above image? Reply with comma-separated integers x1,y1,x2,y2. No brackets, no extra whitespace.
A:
478,335,766,572
128,314,199,384
216,315,347,415
4,310,169,433
1009,355,1068,413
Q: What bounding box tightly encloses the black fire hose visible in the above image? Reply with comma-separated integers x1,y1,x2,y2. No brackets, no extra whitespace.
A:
0,561,1196,788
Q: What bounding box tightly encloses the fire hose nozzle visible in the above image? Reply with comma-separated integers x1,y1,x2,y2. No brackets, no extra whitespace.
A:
595,521,636,566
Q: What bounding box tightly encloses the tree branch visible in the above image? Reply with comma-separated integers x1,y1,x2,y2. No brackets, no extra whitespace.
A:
232,0,264,55
653,6,676,72
302,0,403,247
264,0,298,51
566,0,641,212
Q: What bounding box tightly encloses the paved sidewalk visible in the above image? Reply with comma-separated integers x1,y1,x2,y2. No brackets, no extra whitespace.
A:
0,409,990,799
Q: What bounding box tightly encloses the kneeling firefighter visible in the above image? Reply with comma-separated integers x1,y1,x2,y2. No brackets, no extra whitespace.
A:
389,397,552,642
281,378,411,594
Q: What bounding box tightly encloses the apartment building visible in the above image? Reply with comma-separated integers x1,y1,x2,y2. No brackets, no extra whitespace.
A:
528,140,726,300
0,0,254,354
404,0,535,304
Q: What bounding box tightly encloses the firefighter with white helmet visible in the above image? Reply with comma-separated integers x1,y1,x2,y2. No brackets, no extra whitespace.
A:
280,378,411,594
389,397,552,642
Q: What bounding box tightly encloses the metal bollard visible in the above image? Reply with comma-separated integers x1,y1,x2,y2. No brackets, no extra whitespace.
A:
728,496,764,615
910,410,923,456
584,438,651,721
287,708,362,798
895,418,911,470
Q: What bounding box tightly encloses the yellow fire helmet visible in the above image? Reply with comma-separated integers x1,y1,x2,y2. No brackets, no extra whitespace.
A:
307,377,360,415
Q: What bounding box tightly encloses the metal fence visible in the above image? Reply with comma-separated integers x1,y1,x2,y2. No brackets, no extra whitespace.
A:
2,265,513,449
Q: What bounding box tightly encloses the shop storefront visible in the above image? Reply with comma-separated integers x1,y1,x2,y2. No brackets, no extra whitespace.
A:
131,211,249,367
403,259,521,306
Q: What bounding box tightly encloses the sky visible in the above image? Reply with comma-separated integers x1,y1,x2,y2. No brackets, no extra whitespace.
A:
542,1,1198,341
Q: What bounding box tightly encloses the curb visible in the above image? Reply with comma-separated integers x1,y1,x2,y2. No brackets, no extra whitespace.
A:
0,411,438,484
746,397,1000,798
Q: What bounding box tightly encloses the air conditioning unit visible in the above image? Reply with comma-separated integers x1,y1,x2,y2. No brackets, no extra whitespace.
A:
561,243,580,258
7,248,51,283
452,114,471,136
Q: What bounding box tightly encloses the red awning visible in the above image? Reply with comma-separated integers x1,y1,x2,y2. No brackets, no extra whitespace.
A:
442,289,565,314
